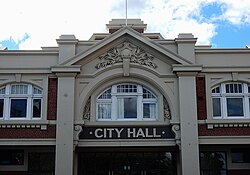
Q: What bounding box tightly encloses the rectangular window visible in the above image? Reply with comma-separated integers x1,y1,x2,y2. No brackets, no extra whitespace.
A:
28,152,55,174
231,148,250,163
143,103,156,119
0,150,24,165
10,99,27,118
227,98,244,116
98,103,111,119
0,99,4,117
117,97,137,119
33,99,41,118
200,152,227,175
212,98,221,117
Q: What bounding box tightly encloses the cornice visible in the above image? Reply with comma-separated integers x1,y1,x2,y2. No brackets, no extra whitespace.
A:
51,65,81,73
195,48,250,53
0,50,58,55
172,64,202,73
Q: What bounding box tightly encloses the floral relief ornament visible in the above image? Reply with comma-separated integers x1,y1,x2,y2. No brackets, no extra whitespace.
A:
95,42,157,69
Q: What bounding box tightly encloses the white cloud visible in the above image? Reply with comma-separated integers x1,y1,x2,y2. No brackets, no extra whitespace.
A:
0,0,249,49
216,0,250,25
139,0,217,44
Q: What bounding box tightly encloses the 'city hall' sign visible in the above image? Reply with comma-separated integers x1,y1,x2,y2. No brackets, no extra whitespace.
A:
79,126,175,139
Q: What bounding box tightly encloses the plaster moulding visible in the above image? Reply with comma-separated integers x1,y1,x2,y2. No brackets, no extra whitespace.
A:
95,41,157,69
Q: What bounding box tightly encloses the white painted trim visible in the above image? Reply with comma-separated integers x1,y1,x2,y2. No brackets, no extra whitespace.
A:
0,139,56,145
199,136,250,144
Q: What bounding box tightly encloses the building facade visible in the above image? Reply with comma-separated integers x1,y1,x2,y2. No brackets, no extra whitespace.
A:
0,19,250,175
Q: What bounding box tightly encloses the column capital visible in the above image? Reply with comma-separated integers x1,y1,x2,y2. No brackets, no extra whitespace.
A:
51,65,81,77
172,64,202,76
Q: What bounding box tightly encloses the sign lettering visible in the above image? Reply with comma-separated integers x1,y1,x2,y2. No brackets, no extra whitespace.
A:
79,126,175,139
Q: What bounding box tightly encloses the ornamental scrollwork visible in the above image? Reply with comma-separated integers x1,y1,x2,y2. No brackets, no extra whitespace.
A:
95,48,123,69
131,47,157,69
95,42,157,69
163,96,171,120
83,97,91,120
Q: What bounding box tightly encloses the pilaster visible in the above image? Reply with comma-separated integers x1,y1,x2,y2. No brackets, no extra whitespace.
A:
173,65,202,175
51,66,80,175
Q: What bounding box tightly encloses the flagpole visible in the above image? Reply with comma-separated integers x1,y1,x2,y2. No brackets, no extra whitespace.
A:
125,0,128,26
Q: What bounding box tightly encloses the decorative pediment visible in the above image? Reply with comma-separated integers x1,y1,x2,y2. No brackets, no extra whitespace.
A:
95,41,157,69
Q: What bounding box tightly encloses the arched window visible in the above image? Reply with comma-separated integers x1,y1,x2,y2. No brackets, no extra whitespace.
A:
97,83,158,121
0,83,43,120
211,82,250,119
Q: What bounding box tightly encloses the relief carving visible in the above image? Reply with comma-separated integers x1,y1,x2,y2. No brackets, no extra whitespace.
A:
96,42,157,69
163,96,171,120
83,97,91,120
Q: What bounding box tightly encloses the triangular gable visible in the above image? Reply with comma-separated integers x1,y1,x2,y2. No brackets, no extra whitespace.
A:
60,27,192,66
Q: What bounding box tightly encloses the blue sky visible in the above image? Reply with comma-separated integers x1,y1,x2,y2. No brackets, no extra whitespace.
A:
0,0,249,50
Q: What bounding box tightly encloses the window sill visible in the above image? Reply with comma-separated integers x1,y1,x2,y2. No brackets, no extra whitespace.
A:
205,118,250,129
0,120,49,130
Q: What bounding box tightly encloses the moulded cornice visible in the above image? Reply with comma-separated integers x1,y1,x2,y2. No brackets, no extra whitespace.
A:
56,39,78,44
195,48,250,53
51,65,81,73
202,66,250,73
0,139,56,145
174,38,197,43
0,50,58,55
0,68,51,74
199,136,250,145
172,64,202,73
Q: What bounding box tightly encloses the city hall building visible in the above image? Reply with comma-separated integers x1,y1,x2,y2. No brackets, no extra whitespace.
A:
0,19,250,175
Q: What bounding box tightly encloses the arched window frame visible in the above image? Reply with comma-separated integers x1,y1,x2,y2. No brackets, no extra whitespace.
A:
211,82,250,119
0,83,43,120
96,83,158,121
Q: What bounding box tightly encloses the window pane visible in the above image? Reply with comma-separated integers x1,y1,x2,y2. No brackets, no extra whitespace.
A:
143,103,156,119
33,99,41,118
0,150,24,165
33,87,42,94
225,83,242,93
143,88,156,99
117,84,137,93
231,148,250,163
227,98,243,116
10,99,27,118
212,86,220,94
117,97,137,119
212,98,221,117
98,104,111,119
11,84,28,94
200,152,227,175
232,152,244,163
0,99,3,117
0,87,5,94
98,88,111,99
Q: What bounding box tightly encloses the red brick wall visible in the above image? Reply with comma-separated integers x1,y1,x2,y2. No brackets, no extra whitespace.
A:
228,169,250,175
47,78,58,120
196,77,207,120
199,125,250,136
0,125,56,138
